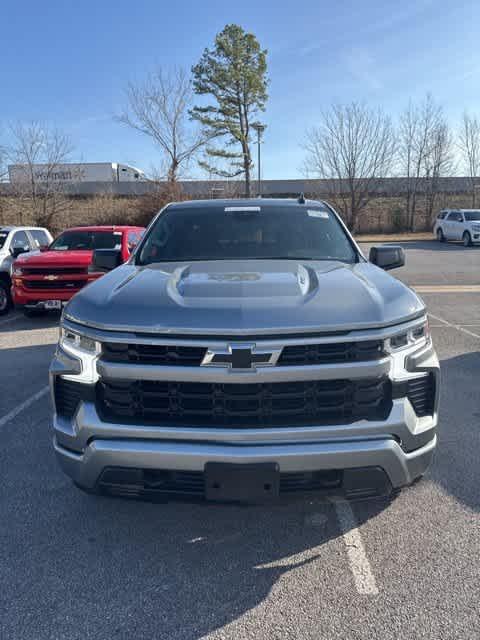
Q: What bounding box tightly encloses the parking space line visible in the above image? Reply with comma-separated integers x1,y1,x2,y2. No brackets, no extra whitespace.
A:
414,285,480,293
0,312,21,327
428,312,480,339
0,386,49,430
334,501,379,595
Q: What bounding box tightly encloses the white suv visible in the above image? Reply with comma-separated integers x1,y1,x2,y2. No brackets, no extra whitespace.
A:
0,226,53,315
433,209,480,246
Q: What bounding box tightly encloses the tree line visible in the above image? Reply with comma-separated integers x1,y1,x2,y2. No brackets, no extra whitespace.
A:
303,96,480,231
2,23,480,232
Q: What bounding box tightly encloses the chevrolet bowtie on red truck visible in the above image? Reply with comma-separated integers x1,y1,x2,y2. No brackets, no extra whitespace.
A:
12,225,144,316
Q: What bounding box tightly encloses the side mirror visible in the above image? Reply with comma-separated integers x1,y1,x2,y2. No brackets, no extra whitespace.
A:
11,246,29,258
369,245,405,271
91,248,122,272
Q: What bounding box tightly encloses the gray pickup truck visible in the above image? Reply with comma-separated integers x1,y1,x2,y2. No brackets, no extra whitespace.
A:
50,198,439,502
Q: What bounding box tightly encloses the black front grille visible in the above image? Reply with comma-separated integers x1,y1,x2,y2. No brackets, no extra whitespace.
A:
24,279,87,290
54,378,82,418
278,340,385,365
407,374,435,417
102,343,207,366
98,377,392,428
22,267,87,275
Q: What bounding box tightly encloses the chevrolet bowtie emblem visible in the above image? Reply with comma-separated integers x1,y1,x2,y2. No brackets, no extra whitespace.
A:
201,343,281,370
44,275,59,280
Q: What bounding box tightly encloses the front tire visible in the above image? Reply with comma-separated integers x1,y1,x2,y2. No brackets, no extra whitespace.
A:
437,228,445,242
463,231,472,247
0,281,12,316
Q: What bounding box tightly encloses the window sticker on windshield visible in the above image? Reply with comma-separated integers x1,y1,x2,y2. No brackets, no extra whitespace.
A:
307,210,329,219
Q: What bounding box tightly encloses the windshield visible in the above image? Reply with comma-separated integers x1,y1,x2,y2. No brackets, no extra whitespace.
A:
0,231,8,250
464,212,480,221
49,230,122,251
137,205,357,265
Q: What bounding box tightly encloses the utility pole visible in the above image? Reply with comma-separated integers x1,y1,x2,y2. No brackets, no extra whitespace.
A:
251,123,266,196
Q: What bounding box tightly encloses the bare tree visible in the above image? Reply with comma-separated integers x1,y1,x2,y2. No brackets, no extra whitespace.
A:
398,101,422,229
303,102,395,231
8,121,73,228
117,67,206,183
458,111,480,207
398,95,453,230
424,119,454,220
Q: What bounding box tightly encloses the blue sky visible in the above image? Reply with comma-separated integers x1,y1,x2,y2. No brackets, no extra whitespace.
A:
2,0,480,178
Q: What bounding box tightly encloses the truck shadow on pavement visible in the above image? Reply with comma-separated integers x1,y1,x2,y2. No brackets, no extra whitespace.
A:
36,490,394,640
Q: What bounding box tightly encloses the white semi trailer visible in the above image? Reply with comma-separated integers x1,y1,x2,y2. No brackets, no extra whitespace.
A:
8,162,146,184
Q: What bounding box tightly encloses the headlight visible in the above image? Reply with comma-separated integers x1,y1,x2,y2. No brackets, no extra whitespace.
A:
386,320,430,353
13,267,24,276
60,327,100,355
58,327,101,384
472,225,480,232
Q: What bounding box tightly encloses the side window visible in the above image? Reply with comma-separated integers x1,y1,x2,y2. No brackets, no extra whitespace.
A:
29,229,50,248
127,230,142,252
11,231,31,251
437,212,447,220
447,212,461,222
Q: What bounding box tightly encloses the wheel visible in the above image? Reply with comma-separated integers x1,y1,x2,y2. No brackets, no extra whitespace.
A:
463,231,472,247
0,281,12,316
436,228,445,242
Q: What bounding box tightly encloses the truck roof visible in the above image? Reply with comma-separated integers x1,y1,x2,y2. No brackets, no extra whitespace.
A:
166,197,327,210
64,225,144,232
0,225,50,233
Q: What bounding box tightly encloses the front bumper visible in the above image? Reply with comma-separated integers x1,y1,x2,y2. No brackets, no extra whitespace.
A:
13,287,80,307
54,431,436,498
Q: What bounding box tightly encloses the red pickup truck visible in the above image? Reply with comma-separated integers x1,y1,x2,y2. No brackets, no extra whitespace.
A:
12,225,144,316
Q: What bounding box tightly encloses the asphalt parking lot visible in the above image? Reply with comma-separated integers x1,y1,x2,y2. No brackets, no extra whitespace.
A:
1,240,479,640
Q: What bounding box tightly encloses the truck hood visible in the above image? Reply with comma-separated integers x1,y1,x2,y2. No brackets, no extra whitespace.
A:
15,249,93,268
65,260,425,335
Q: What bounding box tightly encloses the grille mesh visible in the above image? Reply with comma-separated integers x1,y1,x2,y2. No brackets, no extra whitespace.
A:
98,377,392,428
24,279,87,290
102,343,206,366
22,267,87,275
278,340,384,365
101,339,385,367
